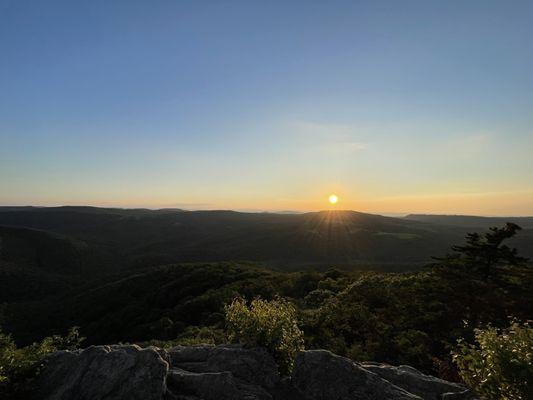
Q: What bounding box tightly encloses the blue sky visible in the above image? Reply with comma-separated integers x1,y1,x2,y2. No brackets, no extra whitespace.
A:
1,1,533,215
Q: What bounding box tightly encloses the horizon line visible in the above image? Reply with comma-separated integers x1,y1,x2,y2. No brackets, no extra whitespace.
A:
1,204,533,219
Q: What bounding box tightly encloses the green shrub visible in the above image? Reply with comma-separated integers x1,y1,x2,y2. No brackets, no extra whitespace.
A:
0,327,83,398
224,297,304,375
453,321,533,400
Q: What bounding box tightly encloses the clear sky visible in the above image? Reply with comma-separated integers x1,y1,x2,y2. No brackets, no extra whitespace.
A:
1,1,533,215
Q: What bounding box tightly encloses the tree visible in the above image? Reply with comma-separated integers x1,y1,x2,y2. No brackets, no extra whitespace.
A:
436,223,528,280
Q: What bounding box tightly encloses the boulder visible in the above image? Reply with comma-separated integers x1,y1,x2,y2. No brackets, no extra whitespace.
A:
360,363,470,400
291,350,422,400
33,345,169,400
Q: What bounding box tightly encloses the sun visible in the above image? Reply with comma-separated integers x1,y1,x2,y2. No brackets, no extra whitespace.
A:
328,194,339,205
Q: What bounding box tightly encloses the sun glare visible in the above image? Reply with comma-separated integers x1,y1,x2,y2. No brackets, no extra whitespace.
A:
328,194,338,205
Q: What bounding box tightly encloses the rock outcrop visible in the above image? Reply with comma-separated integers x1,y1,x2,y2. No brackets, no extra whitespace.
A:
33,345,169,400
33,344,477,400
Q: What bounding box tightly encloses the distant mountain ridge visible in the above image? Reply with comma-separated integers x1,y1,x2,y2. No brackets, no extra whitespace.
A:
1,207,532,276
405,214,533,228
0,205,186,216
0,207,454,270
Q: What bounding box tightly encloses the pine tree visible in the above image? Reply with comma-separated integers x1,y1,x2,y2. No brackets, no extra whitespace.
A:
437,223,528,279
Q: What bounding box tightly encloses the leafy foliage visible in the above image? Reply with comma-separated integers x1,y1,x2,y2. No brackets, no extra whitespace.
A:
453,321,533,400
225,297,304,375
300,226,533,376
0,327,83,399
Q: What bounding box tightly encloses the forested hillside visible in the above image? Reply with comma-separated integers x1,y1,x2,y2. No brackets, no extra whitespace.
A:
4,260,532,377
2,207,533,273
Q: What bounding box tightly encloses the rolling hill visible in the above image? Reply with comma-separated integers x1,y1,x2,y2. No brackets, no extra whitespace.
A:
1,207,532,276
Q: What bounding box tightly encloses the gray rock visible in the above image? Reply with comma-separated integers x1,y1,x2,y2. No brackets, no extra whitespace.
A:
441,390,479,400
167,368,242,400
34,345,169,400
169,344,280,389
206,346,280,388
168,344,215,363
292,350,422,400
32,344,476,400
360,363,469,400
167,367,273,400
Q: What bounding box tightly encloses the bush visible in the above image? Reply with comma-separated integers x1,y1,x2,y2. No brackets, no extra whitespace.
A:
224,297,304,375
453,321,533,400
0,327,83,399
